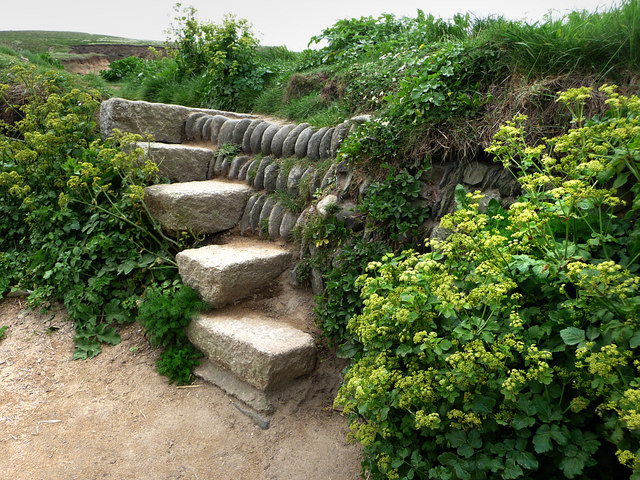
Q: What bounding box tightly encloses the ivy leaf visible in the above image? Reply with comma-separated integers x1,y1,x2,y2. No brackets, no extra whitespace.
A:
560,327,585,346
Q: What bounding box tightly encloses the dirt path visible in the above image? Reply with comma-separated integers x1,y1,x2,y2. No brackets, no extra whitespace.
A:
0,298,362,480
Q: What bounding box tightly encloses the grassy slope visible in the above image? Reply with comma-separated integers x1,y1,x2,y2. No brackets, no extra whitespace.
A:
0,30,163,55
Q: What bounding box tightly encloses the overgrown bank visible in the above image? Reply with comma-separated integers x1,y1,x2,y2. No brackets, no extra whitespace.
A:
2,1,640,478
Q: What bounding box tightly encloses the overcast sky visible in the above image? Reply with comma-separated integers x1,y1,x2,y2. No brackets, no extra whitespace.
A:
1,0,623,51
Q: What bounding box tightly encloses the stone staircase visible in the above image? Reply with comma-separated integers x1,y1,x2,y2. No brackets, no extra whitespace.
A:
99,98,363,414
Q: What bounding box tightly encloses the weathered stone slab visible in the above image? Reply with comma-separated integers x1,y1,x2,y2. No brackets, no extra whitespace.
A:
232,119,252,145
268,203,286,238
228,156,250,179
250,122,270,154
138,142,213,183
176,241,292,307
260,124,281,156
287,164,306,197
319,127,335,159
186,310,316,393
185,112,207,141
263,162,280,193
307,127,328,160
282,123,310,158
270,124,295,158
242,119,264,153
100,98,256,143
253,157,273,191
144,180,251,234
209,115,228,144
279,211,298,239
218,119,240,146
330,122,350,157
294,127,315,158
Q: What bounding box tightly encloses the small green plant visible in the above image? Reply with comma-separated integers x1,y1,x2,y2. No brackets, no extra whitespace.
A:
215,142,241,158
359,162,430,246
137,281,208,385
0,325,8,342
314,237,389,346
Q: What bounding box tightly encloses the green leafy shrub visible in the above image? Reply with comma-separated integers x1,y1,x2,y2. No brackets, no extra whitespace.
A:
335,86,640,479
360,163,430,246
314,237,389,346
167,6,266,110
0,63,179,360
100,56,146,81
137,281,208,384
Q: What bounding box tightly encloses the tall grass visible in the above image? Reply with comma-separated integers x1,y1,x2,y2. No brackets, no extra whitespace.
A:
479,0,640,77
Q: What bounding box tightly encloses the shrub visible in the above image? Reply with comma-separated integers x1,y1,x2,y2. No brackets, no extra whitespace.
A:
335,86,640,479
167,6,266,110
0,63,179,360
137,281,208,385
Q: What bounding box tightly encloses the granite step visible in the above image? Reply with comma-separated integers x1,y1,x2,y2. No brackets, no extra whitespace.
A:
187,310,316,413
138,142,215,183
144,179,252,235
176,239,292,308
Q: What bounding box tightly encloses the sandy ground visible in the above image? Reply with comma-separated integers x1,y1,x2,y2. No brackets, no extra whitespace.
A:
0,297,363,480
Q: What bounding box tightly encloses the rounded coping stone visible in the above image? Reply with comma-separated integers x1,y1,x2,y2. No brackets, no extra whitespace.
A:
220,157,232,177
294,126,315,158
213,155,225,177
320,163,337,189
245,159,260,187
253,156,274,191
259,197,277,235
287,164,306,197
260,124,281,156
249,194,268,231
209,115,228,145
279,210,298,239
250,122,271,154
270,124,296,158
268,202,286,238
319,127,335,160
239,193,260,234
217,119,239,146
193,115,210,142
330,122,350,157
311,168,325,192
282,123,310,158
276,165,288,191
238,158,253,181
242,119,264,153
201,117,214,143
306,127,328,160
206,155,217,180
185,112,207,141
263,162,280,193
232,119,252,146
300,166,317,198
228,156,250,179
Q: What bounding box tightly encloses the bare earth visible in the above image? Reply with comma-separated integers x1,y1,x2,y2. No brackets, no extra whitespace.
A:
0,298,363,480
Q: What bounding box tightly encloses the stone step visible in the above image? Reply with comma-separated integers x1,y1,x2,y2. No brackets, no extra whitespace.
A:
144,179,252,235
186,311,316,412
176,239,292,307
138,142,214,183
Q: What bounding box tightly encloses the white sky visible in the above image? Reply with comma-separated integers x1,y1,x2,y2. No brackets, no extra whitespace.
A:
1,0,623,51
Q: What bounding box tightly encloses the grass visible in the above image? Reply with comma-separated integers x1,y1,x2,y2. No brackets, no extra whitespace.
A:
0,31,162,55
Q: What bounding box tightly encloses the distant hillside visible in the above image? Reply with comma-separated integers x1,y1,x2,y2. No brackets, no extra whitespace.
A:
0,31,164,56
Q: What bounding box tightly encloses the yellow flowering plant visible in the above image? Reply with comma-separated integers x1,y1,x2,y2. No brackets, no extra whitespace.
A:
0,64,185,362
335,86,640,479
